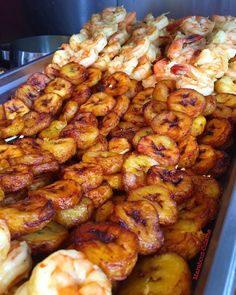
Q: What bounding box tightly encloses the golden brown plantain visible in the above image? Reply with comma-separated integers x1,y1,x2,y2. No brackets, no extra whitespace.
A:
71,84,92,106
0,117,24,138
63,162,103,193
18,221,68,255
84,67,102,87
111,200,164,255
161,219,205,260
38,120,67,140
113,95,130,117
0,195,54,238
178,135,199,168
190,115,206,137
144,100,168,125
99,72,131,96
108,137,131,154
22,111,52,136
37,137,77,163
152,79,176,102
55,197,94,228
59,100,79,122
84,183,113,208
70,222,138,281
59,62,88,85
33,93,63,115
15,84,40,107
27,72,51,90
137,134,180,166
45,77,73,99
4,97,30,120
147,166,193,204
118,253,192,295
29,179,81,210
82,151,124,175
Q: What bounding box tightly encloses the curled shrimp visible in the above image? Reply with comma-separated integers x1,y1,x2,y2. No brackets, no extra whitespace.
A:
102,6,127,23
102,42,121,59
121,36,150,60
108,29,130,45
0,238,32,295
69,31,89,51
0,219,10,262
52,47,74,67
167,16,215,36
72,48,99,68
79,34,107,53
153,58,178,80
145,13,169,30
130,56,152,81
171,64,215,95
15,249,111,295
167,35,205,64
108,55,139,75
118,11,137,31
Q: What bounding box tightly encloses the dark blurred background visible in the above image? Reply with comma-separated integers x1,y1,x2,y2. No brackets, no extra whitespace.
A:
1,0,236,44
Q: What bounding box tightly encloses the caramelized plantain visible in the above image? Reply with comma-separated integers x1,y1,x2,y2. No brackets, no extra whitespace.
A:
33,93,63,115
111,200,164,255
55,197,94,228
45,77,73,99
59,62,88,85
27,72,50,90
22,111,52,136
84,184,113,208
19,221,68,255
4,98,30,120
70,222,138,281
0,196,54,238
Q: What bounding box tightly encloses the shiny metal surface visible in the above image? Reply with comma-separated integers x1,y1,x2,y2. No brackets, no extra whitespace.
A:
9,35,69,67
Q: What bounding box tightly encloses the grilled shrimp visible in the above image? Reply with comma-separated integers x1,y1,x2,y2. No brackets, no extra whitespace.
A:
0,220,10,262
0,241,32,295
15,249,111,295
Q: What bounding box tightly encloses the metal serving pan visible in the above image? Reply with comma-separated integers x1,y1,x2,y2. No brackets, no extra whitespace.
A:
0,52,236,295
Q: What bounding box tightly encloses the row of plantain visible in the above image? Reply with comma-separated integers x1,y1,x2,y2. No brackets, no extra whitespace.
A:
0,61,235,294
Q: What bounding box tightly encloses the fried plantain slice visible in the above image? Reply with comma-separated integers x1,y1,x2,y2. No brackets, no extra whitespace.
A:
123,103,146,126
37,137,77,163
191,175,221,200
147,166,193,204
63,162,103,193
125,79,143,99
178,135,199,168
128,185,178,225
70,111,98,126
60,122,99,149
0,196,54,238
33,93,63,115
29,179,81,210
80,92,116,116
200,118,233,148
39,120,67,139
137,134,180,166
108,137,131,154
113,95,130,117
82,151,124,175
212,103,233,121
111,200,164,255
151,110,192,141
0,165,33,193
15,84,40,107
59,62,88,85
22,111,52,136
44,63,60,79
18,221,68,255
208,150,230,178
190,115,206,137
84,67,102,87
152,79,176,102
70,222,138,281
4,98,30,120
118,253,192,295
110,122,140,141
132,127,154,147
100,112,120,136
55,197,94,228
99,72,131,96
45,77,73,99
71,84,92,106
122,153,158,191
103,174,123,191
28,173,55,191
188,144,217,175
27,72,51,90
95,200,115,222
0,144,23,162
215,93,236,122
162,219,205,260
167,88,206,117
144,101,168,125
84,184,113,208
202,94,217,116
0,117,24,138
59,100,79,122
132,88,153,106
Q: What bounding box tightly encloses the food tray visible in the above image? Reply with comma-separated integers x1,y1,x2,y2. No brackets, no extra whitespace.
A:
1,52,236,295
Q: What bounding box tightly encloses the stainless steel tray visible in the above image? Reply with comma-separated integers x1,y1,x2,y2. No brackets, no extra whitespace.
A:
1,54,236,295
